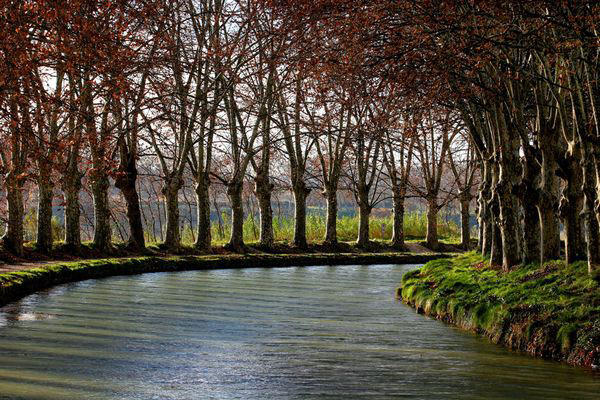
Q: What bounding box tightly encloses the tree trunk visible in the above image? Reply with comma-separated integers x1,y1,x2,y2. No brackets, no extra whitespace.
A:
489,194,503,266
560,155,586,264
459,193,471,250
561,193,585,264
391,188,405,249
195,176,211,251
426,198,439,250
2,176,24,256
481,215,492,257
478,162,492,256
521,200,541,264
537,138,561,262
163,179,182,251
496,153,521,269
356,188,371,248
254,173,274,248
324,187,338,244
478,196,493,257
62,172,81,251
517,146,542,265
581,152,600,273
292,181,309,249
36,172,54,253
490,216,503,265
494,110,523,270
538,203,561,262
497,185,521,270
227,181,245,252
477,204,483,251
90,173,111,251
115,162,145,251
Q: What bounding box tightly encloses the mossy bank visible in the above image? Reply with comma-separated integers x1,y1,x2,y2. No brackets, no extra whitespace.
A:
400,252,600,369
0,252,449,308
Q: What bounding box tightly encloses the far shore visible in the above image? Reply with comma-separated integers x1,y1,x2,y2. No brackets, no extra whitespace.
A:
0,249,453,308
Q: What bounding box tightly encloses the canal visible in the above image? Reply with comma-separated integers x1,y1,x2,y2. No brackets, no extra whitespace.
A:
0,264,598,399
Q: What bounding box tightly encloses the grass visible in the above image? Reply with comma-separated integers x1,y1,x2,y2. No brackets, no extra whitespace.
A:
177,211,462,246
400,252,600,368
14,209,462,250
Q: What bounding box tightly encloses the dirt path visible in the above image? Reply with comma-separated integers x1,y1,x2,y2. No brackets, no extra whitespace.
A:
0,261,57,274
403,242,432,253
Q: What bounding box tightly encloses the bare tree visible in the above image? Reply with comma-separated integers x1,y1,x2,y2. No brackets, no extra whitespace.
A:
448,132,479,250
412,110,459,250
382,123,415,250
309,92,353,245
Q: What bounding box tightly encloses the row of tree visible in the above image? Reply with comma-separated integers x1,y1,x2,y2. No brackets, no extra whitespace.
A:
0,0,477,258
274,0,600,274
3,1,599,276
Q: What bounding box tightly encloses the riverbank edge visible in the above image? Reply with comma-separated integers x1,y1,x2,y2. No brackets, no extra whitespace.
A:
0,252,450,307
399,253,600,370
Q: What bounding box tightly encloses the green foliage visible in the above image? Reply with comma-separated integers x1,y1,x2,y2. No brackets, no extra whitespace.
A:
21,210,64,244
23,208,37,242
180,224,196,245
401,252,600,358
51,216,64,242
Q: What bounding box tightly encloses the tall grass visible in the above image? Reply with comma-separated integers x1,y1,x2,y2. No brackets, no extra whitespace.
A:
178,211,460,246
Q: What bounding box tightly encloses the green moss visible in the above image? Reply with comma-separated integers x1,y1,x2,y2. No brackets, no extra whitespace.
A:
556,323,579,353
400,252,600,367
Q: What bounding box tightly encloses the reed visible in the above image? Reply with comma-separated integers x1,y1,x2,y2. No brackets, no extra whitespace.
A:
177,211,461,246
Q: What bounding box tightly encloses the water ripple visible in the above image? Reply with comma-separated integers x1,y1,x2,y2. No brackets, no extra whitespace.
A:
0,263,598,399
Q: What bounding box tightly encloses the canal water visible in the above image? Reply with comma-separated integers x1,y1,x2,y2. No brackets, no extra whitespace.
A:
0,264,598,399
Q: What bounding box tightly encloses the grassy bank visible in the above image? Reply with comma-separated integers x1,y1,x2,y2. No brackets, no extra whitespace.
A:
2,238,462,266
400,253,600,369
0,251,450,308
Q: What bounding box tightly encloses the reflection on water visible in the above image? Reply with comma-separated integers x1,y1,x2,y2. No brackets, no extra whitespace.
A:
0,264,598,399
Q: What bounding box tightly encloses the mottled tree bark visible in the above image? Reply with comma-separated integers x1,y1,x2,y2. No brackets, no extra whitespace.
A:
115,157,145,251
254,172,274,248
496,119,522,270
226,181,245,252
195,177,211,251
36,171,54,253
324,187,338,244
521,201,541,265
478,165,492,256
518,147,541,265
62,170,81,251
559,154,586,264
356,187,371,248
459,192,471,250
538,203,561,261
426,198,439,250
2,175,25,256
90,173,111,251
497,183,521,270
292,181,309,249
581,151,600,273
480,213,492,256
491,216,503,265
489,193,503,266
537,130,561,262
163,178,183,251
391,187,406,249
